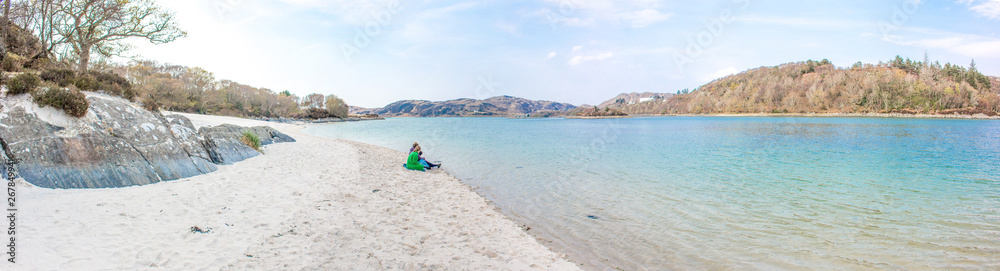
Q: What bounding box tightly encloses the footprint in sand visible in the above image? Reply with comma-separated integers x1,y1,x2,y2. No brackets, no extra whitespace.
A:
59,257,94,269
135,248,177,268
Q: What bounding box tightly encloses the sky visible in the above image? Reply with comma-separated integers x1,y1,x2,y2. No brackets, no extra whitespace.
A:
129,0,1000,108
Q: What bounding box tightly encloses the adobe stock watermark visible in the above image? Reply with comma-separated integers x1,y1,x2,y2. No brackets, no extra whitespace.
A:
341,1,403,63
674,0,751,72
3,157,18,264
523,118,623,217
420,74,503,148
878,0,921,39
212,0,244,21
474,75,502,99
545,0,578,30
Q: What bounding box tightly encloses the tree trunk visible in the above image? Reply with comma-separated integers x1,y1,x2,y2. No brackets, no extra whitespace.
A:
38,0,49,58
79,45,91,72
1,0,10,61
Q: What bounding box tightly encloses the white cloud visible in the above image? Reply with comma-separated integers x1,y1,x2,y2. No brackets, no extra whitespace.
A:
899,37,964,48
547,52,557,59
703,67,738,81
572,45,584,51
621,8,673,28
885,34,1000,58
738,16,867,29
274,0,399,25
496,21,520,36
954,40,1000,58
539,0,672,28
559,16,598,27
298,43,323,52
276,0,325,6
568,52,613,65
959,0,1000,19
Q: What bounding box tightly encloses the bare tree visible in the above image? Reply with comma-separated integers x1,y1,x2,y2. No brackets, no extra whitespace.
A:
52,0,185,71
1,0,11,58
36,0,59,60
303,93,325,109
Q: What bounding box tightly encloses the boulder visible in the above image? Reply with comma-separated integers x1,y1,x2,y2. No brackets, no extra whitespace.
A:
0,92,294,188
198,124,294,165
85,96,218,182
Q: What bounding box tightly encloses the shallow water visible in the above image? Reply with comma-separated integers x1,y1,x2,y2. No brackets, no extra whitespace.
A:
303,117,1000,270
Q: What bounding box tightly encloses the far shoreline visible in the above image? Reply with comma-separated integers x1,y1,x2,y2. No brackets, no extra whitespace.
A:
328,112,1000,120
564,115,632,119
630,112,1000,120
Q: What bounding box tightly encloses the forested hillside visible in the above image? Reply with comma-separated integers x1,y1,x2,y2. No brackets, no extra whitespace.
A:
113,61,302,117
617,58,1000,115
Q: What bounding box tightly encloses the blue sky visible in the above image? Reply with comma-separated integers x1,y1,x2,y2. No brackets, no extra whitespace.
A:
132,0,1000,108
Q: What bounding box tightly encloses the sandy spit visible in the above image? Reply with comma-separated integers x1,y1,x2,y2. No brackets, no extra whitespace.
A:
10,112,579,270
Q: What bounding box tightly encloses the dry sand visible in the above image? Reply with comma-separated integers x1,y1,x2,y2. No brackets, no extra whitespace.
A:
10,112,578,270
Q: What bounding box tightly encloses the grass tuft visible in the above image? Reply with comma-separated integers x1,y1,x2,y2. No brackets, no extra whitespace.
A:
240,131,261,152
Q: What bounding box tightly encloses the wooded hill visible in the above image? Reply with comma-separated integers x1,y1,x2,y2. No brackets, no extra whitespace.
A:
615,57,1000,116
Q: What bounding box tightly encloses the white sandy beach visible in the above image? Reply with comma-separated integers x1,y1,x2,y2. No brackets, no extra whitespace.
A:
11,112,578,270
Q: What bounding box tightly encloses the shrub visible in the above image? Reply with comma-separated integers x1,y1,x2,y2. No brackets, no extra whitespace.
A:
71,75,97,91
1,53,25,72
7,73,40,95
325,94,349,118
40,68,76,87
70,75,95,90
291,107,330,119
85,70,135,100
39,68,136,101
33,86,89,117
141,95,160,112
64,70,136,101
240,131,261,151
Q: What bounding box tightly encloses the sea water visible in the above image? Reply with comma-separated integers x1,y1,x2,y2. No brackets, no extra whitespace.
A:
302,117,1000,270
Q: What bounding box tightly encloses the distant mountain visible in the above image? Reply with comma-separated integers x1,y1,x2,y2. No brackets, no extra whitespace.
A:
604,58,999,116
352,95,577,117
596,92,674,108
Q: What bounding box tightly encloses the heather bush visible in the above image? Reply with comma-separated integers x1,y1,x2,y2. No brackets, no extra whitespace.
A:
1,53,26,72
40,68,77,87
141,95,160,111
7,73,40,95
71,75,97,91
85,70,135,100
33,86,90,117
45,69,136,101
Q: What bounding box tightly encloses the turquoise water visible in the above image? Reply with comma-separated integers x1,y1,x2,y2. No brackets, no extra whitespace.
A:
303,117,1000,270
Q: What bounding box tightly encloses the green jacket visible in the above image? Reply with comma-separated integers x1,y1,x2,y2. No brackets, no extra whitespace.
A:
405,151,425,171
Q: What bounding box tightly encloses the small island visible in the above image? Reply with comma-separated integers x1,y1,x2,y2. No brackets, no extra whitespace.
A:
565,106,630,119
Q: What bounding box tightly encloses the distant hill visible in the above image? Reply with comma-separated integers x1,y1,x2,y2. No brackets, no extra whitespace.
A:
608,58,1000,116
352,95,577,117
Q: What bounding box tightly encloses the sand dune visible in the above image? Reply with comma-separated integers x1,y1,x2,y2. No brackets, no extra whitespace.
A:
12,113,578,270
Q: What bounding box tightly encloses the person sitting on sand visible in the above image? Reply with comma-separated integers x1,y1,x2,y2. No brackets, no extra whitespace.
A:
411,142,419,152
405,146,425,171
418,150,441,169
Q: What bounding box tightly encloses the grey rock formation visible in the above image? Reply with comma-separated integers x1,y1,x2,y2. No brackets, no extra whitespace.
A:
199,124,294,165
0,93,295,189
